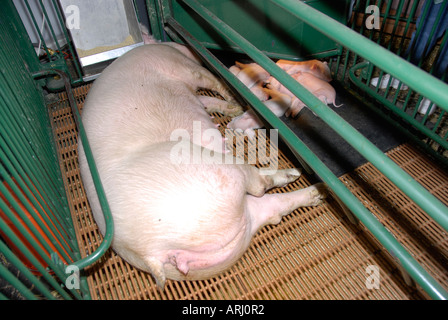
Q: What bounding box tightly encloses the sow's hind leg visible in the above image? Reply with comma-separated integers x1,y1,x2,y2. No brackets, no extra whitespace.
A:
157,166,323,284
144,161,327,289
243,165,328,234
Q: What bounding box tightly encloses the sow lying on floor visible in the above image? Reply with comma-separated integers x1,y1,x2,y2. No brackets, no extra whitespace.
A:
78,44,327,289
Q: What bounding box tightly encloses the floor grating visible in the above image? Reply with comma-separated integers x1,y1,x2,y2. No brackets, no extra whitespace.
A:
48,84,447,300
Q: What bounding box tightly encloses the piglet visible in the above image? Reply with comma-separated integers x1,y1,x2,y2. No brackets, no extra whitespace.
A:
233,61,271,88
229,62,270,101
268,72,342,117
227,88,291,136
78,44,327,289
276,59,332,82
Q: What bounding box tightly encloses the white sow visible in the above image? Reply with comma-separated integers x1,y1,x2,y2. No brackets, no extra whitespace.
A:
78,44,326,288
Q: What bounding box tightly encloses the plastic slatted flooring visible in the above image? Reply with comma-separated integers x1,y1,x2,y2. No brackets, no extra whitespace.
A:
49,84,448,300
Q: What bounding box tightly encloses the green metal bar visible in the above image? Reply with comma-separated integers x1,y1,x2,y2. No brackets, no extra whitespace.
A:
0,118,74,251
377,0,393,46
0,44,65,201
133,0,140,21
23,0,53,60
1,1,40,73
272,0,448,112
0,209,79,300
345,86,448,168
0,120,74,240
180,0,448,233
267,0,448,227
336,0,364,85
429,27,448,76
0,101,73,236
175,0,448,300
0,10,85,298
0,182,60,270
0,240,58,300
0,160,74,264
38,0,64,55
50,0,84,83
32,70,114,271
362,1,380,93
432,110,446,134
417,1,447,69
0,56,74,232
146,0,164,41
0,263,37,300
377,0,408,102
349,62,448,151
396,0,420,57
0,71,57,175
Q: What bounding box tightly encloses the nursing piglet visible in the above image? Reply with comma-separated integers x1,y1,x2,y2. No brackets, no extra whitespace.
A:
78,44,327,289
276,59,332,82
227,88,292,137
229,62,270,101
268,72,342,117
233,61,270,88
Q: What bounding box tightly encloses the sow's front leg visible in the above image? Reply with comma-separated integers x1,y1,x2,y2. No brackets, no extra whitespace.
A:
197,95,243,118
181,60,244,116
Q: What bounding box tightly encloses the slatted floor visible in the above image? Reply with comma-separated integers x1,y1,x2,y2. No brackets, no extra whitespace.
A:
49,84,448,300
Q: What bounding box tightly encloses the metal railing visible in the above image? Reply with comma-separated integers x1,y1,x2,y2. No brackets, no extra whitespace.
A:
158,0,448,299
1,2,114,299
1,7,83,298
336,0,448,163
2,0,447,300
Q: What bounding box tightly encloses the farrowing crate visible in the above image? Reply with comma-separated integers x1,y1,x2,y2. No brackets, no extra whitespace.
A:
1,0,447,300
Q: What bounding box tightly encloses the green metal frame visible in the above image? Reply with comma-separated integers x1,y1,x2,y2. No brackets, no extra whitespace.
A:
349,61,448,152
336,0,448,163
0,2,113,299
3,0,84,85
162,0,351,60
2,0,448,300
1,13,84,297
157,0,448,299
31,70,115,274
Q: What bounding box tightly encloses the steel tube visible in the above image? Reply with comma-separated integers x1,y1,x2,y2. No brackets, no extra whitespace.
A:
271,0,448,112
178,0,448,299
181,0,448,234
32,70,114,271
